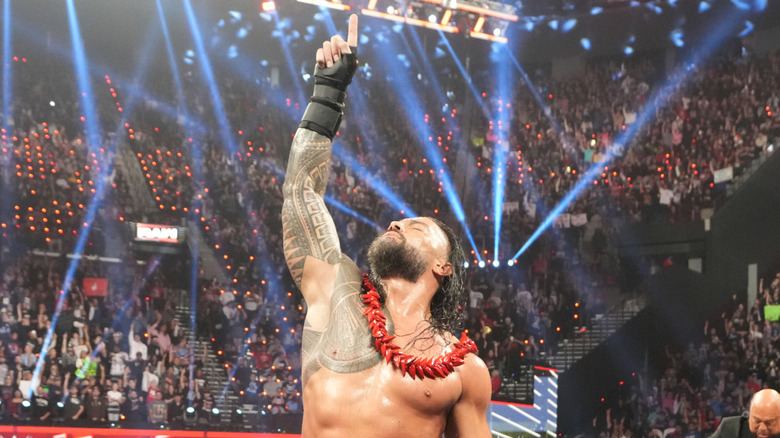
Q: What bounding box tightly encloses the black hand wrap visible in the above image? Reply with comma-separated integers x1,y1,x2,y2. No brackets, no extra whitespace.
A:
299,46,358,139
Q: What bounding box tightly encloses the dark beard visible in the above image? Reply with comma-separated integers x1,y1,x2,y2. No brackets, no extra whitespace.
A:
367,234,427,283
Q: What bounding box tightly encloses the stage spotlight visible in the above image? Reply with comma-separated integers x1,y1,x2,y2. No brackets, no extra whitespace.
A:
462,261,470,268
52,401,66,422
478,261,486,268
233,407,246,427
428,14,437,23
507,260,515,267
184,406,198,426
492,260,500,268
210,407,222,424
261,1,276,11
470,16,509,42
19,399,32,421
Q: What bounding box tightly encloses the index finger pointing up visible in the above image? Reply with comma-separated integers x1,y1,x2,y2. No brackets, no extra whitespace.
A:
347,13,358,48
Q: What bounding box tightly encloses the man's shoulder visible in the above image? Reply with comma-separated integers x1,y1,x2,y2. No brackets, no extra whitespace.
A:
457,352,492,394
438,334,490,385
719,415,744,424
719,414,748,425
461,352,489,372
714,414,749,437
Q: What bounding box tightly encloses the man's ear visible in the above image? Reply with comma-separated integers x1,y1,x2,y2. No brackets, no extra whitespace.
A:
434,260,453,277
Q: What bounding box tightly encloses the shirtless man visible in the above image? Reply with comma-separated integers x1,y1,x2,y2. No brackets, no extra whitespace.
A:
282,14,491,438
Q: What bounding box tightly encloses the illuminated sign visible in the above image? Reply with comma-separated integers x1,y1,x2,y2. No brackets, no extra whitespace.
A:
135,223,181,243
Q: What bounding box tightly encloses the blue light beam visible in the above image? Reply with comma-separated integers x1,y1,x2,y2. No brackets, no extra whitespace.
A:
325,194,382,230
262,158,381,230
490,46,514,262
272,12,306,106
181,0,240,158
373,32,482,261
187,210,199,407
316,9,402,161
30,0,110,397
332,142,418,217
12,15,208,136
156,0,206,188
1,0,14,233
503,47,564,136
437,31,489,118
510,9,751,262
156,0,187,116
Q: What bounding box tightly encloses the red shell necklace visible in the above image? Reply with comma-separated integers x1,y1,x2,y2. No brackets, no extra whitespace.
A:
361,274,478,380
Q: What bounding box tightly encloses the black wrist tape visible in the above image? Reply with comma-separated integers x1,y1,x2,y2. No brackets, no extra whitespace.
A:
299,103,342,139
299,46,358,139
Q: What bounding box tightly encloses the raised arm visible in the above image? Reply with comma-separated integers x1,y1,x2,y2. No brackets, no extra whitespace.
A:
282,15,358,305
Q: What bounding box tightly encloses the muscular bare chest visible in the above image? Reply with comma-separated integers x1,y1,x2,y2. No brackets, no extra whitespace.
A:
300,260,382,384
302,363,461,437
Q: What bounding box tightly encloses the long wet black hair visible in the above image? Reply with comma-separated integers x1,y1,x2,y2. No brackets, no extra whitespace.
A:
426,217,468,335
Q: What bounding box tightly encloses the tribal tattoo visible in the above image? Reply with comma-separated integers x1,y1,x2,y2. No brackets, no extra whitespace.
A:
282,129,342,287
300,261,386,383
318,261,385,373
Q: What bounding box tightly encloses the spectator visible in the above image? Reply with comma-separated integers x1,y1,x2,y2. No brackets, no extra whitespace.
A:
129,330,148,361
148,391,167,425
123,389,147,424
32,385,51,422
63,385,85,423
167,392,185,427
85,386,107,423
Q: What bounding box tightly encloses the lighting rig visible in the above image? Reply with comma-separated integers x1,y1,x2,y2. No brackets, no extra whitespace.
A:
294,0,518,43
295,0,352,10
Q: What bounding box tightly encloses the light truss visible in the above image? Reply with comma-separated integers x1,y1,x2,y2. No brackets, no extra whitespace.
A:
420,0,519,21
296,0,352,11
293,0,515,43
362,0,514,43
362,5,460,33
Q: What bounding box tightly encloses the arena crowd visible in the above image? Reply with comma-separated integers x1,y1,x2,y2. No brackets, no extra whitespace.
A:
0,35,777,432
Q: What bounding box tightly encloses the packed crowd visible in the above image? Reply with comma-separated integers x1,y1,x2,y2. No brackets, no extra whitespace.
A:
591,269,780,438
0,29,778,430
472,51,780,232
0,253,204,426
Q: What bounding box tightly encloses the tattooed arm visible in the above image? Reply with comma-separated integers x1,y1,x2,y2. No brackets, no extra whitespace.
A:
282,129,341,306
282,15,358,311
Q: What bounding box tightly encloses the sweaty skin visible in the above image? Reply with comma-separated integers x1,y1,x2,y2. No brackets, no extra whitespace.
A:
282,15,491,438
